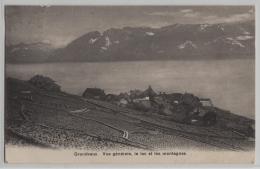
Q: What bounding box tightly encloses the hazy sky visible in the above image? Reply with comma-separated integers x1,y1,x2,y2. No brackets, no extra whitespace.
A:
5,6,254,47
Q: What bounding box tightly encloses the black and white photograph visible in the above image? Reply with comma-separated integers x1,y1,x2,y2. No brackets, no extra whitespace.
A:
4,5,255,164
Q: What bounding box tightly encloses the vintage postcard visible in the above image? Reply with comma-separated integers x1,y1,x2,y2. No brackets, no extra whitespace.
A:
4,5,255,164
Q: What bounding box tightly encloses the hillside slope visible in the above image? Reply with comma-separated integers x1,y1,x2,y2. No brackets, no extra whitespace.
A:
5,77,254,151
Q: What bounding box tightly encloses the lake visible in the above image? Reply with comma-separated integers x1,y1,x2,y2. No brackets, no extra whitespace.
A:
6,59,255,119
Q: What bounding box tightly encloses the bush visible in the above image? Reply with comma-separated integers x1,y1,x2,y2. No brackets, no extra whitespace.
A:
28,75,61,92
203,111,217,126
130,102,150,112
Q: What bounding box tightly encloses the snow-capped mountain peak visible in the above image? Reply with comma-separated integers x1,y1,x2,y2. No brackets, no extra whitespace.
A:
89,38,98,44
101,46,107,51
114,40,120,44
218,25,224,31
105,36,111,47
226,37,245,48
178,40,197,49
199,24,210,31
145,32,155,36
236,35,253,41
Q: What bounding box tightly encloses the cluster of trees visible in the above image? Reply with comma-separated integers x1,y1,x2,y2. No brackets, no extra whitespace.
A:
28,75,61,92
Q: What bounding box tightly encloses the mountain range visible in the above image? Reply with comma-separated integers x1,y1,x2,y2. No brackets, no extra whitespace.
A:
6,21,255,63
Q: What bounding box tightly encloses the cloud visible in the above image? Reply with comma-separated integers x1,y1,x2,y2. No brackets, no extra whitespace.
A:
180,9,200,18
180,9,193,13
42,39,51,44
146,9,199,17
146,9,199,18
183,12,200,18
146,7,254,24
202,11,253,24
224,13,253,22
146,11,177,16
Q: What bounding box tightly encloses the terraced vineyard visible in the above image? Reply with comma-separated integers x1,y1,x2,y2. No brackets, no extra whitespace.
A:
5,78,254,151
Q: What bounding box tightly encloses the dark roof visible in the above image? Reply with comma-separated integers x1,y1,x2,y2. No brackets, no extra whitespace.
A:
139,85,157,98
181,93,201,107
164,93,183,101
83,88,105,97
200,98,212,101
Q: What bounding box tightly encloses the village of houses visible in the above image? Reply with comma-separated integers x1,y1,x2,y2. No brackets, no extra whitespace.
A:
83,85,219,127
